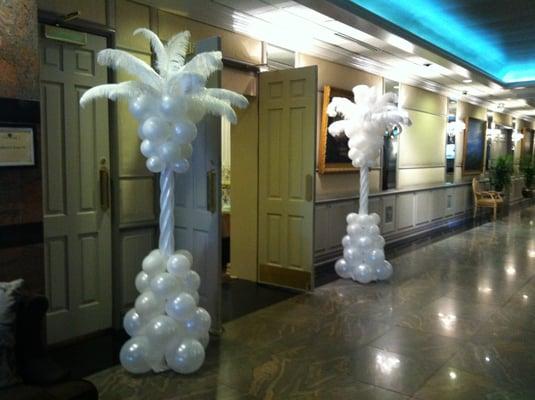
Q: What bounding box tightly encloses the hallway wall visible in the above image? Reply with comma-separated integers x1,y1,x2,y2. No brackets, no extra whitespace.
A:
0,0,44,293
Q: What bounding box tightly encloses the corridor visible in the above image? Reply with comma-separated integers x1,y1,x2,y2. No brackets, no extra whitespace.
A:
89,205,535,399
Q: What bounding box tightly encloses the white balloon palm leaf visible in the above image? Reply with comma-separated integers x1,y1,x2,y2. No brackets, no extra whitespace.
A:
79,29,248,375
328,85,411,283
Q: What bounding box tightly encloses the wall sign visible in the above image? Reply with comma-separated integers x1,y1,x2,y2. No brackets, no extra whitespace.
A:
0,127,35,166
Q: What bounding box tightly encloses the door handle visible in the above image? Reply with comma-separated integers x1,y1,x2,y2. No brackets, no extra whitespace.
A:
305,174,313,202
99,159,110,211
206,169,216,213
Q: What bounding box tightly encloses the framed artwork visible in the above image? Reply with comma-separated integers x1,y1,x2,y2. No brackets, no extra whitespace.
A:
318,85,355,173
0,127,35,166
462,117,486,175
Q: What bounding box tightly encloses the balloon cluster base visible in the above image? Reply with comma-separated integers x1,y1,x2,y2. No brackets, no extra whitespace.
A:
120,248,211,374
334,212,393,284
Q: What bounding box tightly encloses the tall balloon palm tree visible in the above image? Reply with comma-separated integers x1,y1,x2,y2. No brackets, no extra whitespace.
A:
327,85,411,283
80,29,248,374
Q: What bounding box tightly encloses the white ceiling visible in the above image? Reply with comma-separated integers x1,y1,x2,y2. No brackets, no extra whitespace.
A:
139,0,535,120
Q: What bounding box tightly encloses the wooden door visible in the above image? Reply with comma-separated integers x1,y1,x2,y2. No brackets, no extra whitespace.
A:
40,28,112,343
174,37,222,333
258,66,317,291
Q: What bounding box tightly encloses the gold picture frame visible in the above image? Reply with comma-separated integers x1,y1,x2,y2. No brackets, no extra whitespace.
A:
462,117,486,176
318,85,356,174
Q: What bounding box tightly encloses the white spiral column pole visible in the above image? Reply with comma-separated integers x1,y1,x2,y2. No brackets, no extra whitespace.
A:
359,165,369,215
159,165,175,257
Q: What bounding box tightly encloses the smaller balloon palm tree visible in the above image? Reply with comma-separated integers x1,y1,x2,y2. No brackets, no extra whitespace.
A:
327,85,411,283
80,29,247,374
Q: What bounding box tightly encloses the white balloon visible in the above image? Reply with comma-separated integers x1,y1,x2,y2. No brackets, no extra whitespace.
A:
160,94,178,118
190,291,200,305
167,253,191,277
177,250,193,265
343,246,358,263
135,271,151,293
146,156,164,173
145,315,178,346
140,116,171,141
346,213,358,225
150,272,180,299
374,235,386,247
140,139,158,158
194,307,211,332
158,139,181,163
181,143,193,159
142,250,166,276
368,224,380,236
165,339,205,374
123,308,145,336
172,159,190,174
334,258,351,278
135,291,164,319
184,270,201,292
347,223,364,236
120,336,151,374
165,293,196,321
198,333,210,349
173,121,197,144
370,213,381,226
377,260,393,280
341,235,352,247
353,263,374,284
357,214,373,227
129,95,154,120
356,235,372,248
366,248,385,268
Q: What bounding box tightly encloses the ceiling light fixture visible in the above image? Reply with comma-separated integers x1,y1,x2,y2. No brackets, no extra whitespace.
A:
462,79,472,83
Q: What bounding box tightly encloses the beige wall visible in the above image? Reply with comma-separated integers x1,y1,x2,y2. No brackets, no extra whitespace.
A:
398,84,447,188
295,53,382,199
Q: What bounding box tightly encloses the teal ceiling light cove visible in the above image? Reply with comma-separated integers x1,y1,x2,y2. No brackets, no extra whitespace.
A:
349,0,535,85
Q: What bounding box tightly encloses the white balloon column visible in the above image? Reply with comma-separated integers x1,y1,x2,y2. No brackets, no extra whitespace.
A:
328,85,411,283
80,29,248,374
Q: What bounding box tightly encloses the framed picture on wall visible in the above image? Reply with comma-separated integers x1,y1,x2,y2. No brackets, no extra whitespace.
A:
318,85,355,173
462,117,486,175
0,127,35,166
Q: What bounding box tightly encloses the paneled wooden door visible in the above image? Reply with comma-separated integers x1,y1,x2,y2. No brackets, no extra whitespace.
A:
258,66,317,291
40,28,112,344
174,37,222,334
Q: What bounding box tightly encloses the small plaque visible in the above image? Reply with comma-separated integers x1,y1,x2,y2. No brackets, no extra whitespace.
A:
0,127,35,166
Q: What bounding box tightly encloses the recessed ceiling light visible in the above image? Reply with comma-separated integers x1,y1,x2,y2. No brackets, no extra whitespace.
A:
463,79,472,83
516,86,526,90
393,85,399,89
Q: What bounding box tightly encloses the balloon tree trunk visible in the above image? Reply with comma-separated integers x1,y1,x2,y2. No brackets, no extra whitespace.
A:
359,166,369,215
159,166,175,257
333,164,393,283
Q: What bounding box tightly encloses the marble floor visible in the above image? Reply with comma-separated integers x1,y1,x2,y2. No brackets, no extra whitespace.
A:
89,205,535,400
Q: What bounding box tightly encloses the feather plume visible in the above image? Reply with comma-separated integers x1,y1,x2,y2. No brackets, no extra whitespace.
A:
97,49,161,89
189,95,237,124
167,71,206,96
327,97,357,118
134,28,168,76
166,31,191,73
205,89,248,108
328,120,349,137
80,81,156,107
181,51,223,79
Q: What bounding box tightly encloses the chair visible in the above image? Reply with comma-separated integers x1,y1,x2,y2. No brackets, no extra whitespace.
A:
472,178,503,220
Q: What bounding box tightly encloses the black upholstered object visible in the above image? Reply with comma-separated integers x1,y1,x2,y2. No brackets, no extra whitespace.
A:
0,294,98,400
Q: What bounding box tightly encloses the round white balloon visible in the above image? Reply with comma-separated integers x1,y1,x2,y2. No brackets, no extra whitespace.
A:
135,291,164,319
123,308,145,337
142,250,166,276
144,314,178,345
165,293,197,321
150,272,179,299
167,253,191,277
135,271,151,293
165,339,205,374
184,270,201,292
120,336,151,374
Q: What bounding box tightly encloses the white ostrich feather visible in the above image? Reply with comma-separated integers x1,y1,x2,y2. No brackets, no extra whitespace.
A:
205,89,248,108
327,97,358,119
190,95,237,124
97,49,161,89
134,28,168,76
166,31,191,73
167,71,206,96
80,81,157,107
328,119,350,137
181,51,223,79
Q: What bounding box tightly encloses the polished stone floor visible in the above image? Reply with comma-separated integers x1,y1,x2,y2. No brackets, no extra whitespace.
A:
89,205,535,399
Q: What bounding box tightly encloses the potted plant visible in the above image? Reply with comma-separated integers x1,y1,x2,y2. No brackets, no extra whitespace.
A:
490,155,514,193
520,156,534,198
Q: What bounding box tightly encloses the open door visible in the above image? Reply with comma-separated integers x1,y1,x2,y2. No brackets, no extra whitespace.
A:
258,66,317,291
40,28,112,343
174,37,222,333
